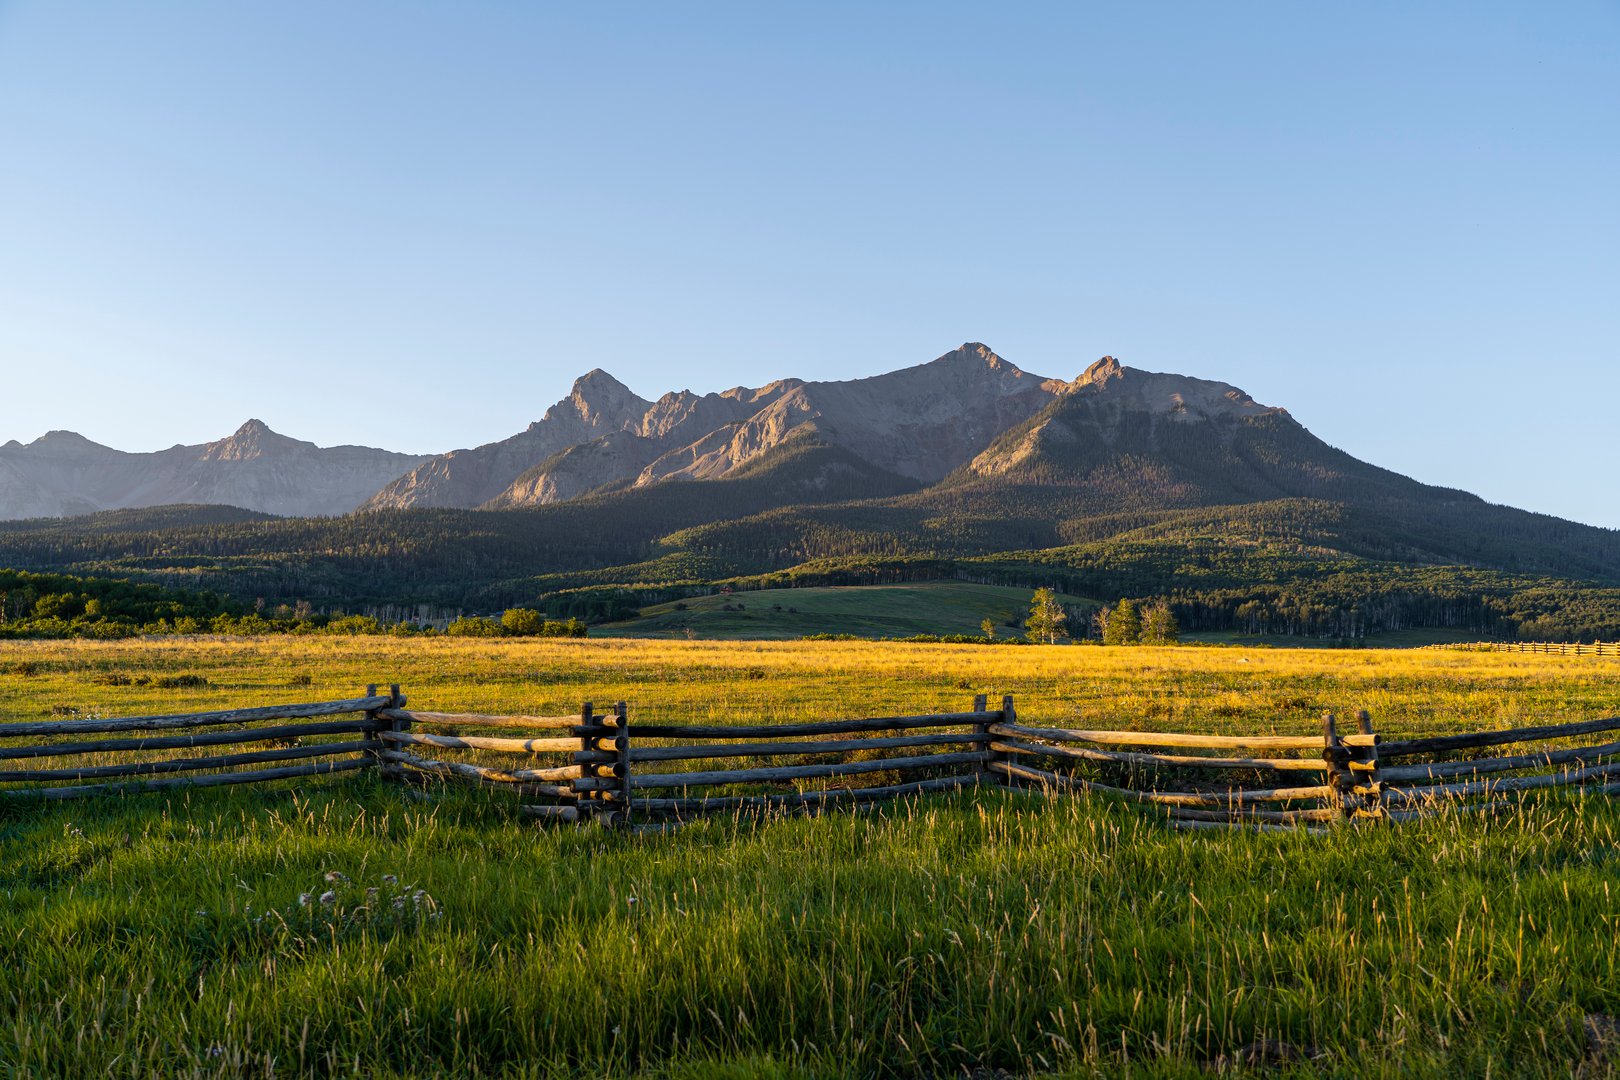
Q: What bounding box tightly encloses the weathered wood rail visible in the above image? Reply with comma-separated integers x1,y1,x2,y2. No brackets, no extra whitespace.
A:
4,686,1619,834
0,687,397,801
374,695,1005,828
1425,641,1620,656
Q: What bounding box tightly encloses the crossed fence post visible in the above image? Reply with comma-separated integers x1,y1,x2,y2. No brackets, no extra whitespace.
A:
1322,710,1383,822
362,682,404,776
1348,710,1383,820
571,701,631,828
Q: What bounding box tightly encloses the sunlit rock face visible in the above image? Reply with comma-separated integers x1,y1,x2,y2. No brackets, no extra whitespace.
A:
374,343,1074,510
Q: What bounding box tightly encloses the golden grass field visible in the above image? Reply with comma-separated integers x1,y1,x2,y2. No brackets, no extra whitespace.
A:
4,635,1618,738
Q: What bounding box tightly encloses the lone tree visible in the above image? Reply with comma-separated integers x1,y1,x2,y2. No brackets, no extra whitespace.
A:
980,617,996,641
1025,587,1069,644
1103,598,1143,645
1140,600,1181,645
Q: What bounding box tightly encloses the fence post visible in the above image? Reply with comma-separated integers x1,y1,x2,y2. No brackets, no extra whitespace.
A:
380,682,410,785
614,701,632,829
1348,709,1383,820
573,701,620,826
1321,712,1354,821
971,694,998,785
362,684,385,775
575,701,596,823
995,695,1017,787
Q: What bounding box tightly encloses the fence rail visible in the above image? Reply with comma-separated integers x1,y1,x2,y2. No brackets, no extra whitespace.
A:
0,686,395,801
5,685,1620,834
1425,641,1620,656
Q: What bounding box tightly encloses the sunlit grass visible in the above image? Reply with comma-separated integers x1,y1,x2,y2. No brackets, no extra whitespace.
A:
3,638,1620,1076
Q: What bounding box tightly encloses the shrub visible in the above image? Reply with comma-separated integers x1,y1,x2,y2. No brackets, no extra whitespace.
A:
154,674,210,689
326,615,382,636
501,608,546,636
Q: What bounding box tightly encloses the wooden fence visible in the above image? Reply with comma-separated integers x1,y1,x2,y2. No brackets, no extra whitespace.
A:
988,710,1620,833
0,687,395,800
4,687,1619,834
1425,641,1620,656
375,694,1005,829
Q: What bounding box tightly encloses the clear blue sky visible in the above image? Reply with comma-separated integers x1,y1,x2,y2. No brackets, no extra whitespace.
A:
1,3,1615,525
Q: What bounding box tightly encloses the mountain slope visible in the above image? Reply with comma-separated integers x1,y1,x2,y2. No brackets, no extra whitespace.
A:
481,379,806,509
0,422,429,520
388,343,1066,510
632,343,1066,487
363,369,655,510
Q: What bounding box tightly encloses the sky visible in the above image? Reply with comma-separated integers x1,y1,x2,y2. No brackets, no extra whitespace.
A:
0,3,1615,525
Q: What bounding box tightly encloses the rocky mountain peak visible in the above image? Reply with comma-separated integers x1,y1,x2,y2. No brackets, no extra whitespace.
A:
30,430,98,449
14,430,116,462
202,419,305,462
1076,356,1126,387
937,342,1009,372
565,369,649,426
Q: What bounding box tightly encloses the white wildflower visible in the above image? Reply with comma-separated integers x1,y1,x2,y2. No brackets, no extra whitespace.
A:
318,890,336,906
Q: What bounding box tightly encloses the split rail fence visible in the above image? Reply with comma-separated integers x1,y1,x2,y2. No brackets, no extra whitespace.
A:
1427,641,1620,657
4,686,1620,833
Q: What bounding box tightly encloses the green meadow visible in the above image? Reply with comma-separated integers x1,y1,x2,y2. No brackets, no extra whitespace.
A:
3,638,1620,1077
594,581,1096,640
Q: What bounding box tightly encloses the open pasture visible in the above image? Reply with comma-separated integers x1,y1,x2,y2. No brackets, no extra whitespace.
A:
4,638,1620,1077
594,581,1096,640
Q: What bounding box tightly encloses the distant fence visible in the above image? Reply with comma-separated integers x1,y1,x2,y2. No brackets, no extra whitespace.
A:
1425,641,1620,656
4,687,1620,834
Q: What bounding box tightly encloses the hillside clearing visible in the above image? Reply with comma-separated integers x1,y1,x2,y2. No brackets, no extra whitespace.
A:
594,581,1097,640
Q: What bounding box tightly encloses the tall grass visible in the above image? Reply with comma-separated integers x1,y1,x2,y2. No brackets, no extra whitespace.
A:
3,639,1620,1076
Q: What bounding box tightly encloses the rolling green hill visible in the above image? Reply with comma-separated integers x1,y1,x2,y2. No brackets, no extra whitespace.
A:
595,581,1095,640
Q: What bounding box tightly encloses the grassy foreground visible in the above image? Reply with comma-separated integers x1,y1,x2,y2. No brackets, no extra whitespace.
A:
4,638,1620,1077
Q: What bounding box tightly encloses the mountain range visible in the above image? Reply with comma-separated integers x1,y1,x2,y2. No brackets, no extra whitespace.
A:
0,421,428,519
364,343,1073,510
0,343,1358,520
2,343,1617,640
